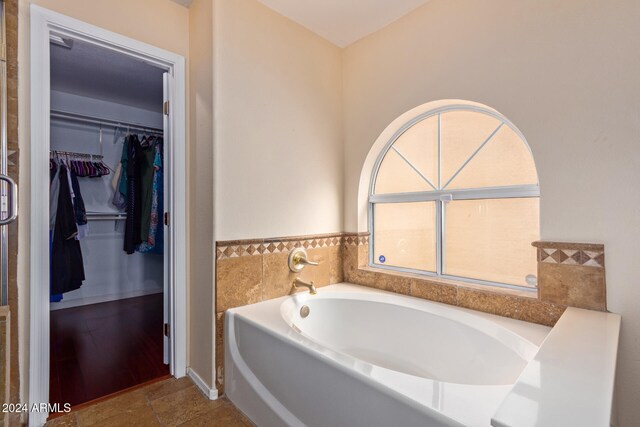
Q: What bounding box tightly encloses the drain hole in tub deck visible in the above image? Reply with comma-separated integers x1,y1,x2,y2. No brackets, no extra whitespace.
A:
300,305,310,318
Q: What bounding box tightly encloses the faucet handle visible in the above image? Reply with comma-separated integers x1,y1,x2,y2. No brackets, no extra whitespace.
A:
288,248,319,272
299,258,319,267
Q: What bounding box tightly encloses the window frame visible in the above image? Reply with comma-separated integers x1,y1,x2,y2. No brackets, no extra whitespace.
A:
368,104,540,291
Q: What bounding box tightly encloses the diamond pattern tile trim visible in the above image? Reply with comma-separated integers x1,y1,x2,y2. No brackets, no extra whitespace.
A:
538,247,604,268
216,233,369,260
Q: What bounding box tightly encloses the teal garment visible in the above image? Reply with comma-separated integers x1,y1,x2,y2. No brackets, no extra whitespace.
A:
138,140,163,254
152,144,164,253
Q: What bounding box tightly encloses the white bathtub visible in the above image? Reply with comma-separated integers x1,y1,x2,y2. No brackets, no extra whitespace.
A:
225,283,551,427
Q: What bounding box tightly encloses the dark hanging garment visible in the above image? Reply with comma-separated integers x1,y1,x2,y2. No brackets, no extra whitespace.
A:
139,140,156,242
124,135,143,254
50,159,58,182
51,165,85,294
50,159,63,302
69,169,87,226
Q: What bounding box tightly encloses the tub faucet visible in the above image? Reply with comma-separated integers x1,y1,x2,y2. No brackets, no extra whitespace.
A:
292,278,317,295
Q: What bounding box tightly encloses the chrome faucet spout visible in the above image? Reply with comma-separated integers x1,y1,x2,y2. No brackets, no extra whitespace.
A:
292,278,317,295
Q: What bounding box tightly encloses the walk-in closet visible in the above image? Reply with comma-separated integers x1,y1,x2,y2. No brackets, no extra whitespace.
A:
48,35,170,407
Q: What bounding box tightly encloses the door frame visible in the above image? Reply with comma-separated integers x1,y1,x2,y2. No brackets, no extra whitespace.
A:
28,6,187,425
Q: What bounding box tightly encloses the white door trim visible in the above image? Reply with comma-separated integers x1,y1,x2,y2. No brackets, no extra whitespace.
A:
28,6,188,426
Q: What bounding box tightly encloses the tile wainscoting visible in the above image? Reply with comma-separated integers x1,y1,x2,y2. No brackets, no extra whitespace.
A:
532,241,606,311
4,2,19,424
215,233,345,392
342,234,567,326
214,233,607,394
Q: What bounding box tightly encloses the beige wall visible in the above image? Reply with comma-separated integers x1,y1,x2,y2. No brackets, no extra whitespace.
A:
342,0,640,425
191,0,344,390
213,0,344,241
17,0,345,403
16,0,637,422
188,0,215,390
17,0,191,405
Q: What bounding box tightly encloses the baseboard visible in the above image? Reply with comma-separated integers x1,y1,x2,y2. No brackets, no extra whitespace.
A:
50,289,163,310
187,367,219,400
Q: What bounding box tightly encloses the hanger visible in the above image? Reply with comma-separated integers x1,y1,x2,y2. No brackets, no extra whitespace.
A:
86,155,93,177
114,124,126,145
140,128,150,147
99,124,103,158
91,155,102,177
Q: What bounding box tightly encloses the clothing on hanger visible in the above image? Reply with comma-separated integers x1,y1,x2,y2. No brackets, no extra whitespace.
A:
138,139,164,253
51,165,85,295
69,168,88,240
50,160,63,302
50,162,61,231
49,126,164,300
119,133,164,254
124,135,143,254
111,162,126,210
139,137,157,243
49,157,91,300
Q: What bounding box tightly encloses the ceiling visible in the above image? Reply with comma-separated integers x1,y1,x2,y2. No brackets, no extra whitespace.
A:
50,37,165,112
170,0,431,47
254,0,431,47
171,0,193,6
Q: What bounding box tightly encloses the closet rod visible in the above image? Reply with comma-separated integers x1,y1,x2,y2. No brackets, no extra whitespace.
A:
50,150,103,158
86,212,126,221
86,216,126,221
50,109,164,135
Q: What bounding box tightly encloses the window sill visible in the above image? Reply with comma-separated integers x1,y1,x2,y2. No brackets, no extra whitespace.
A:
359,265,539,300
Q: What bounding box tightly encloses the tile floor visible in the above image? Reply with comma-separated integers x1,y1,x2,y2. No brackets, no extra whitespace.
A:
44,377,253,427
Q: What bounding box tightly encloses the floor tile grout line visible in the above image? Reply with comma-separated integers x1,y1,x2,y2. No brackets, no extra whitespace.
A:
45,378,251,426
151,403,164,427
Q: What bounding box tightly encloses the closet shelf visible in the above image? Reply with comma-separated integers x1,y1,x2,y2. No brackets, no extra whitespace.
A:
50,109,163,136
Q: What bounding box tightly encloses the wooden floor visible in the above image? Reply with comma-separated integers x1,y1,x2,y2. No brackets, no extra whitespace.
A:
50,294,170,407
45,377,253,427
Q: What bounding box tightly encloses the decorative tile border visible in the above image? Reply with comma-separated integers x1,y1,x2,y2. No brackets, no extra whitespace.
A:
343,233,369,247
216,232,371,259
532,241,604,268
216,233,345,260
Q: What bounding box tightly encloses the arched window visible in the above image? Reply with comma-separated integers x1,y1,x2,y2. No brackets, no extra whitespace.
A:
370,103,539,289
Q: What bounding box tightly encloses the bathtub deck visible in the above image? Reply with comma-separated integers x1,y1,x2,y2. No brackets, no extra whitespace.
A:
492,307,621,427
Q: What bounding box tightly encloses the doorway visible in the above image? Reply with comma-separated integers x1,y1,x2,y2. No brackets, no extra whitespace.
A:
29,6,187,425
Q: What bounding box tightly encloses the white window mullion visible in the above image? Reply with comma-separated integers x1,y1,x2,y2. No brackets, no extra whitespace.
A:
369,202,375,265
369,184,540,204
437,113,441,190
436,200,442,276
439,200,446,276
437,113,443,275
442,122,504,190
391,146,437,191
